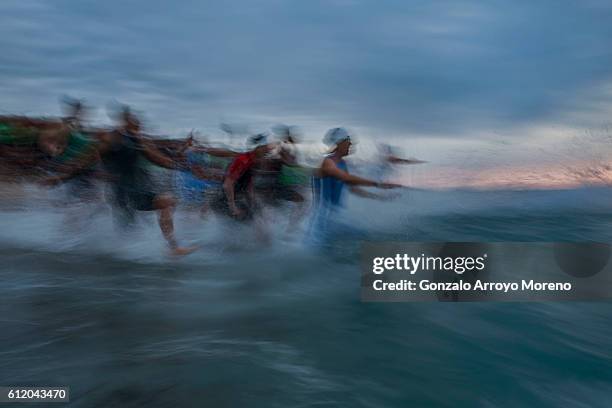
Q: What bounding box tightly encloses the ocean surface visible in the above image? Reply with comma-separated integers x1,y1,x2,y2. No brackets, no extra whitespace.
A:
1,185,612,407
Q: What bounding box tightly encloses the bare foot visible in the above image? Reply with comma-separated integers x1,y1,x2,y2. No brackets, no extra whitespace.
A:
170,245,199,257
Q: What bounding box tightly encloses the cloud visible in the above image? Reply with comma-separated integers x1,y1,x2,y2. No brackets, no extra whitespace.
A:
1,0,612,141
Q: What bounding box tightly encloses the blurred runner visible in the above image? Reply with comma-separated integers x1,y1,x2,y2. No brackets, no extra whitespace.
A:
256,127,310,233
47,108,195,255
96,109,196,255
308,128,402,244
374,142,426,182
213,133,272,221
0,118,68,177
175,134,235,216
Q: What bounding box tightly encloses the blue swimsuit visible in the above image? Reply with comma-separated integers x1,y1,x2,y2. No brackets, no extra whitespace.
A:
176,150,219,203
307,158,348,244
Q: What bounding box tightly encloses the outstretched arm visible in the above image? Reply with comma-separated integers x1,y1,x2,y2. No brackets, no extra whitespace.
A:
387,156,427,165
44,149,102,185
138,137,179,169
200,146,239,158
191,164,224,182
321,158,401,188
39,139,104,185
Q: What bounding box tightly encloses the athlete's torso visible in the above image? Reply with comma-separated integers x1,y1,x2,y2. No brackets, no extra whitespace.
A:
102,130,152,191
312,157,347,208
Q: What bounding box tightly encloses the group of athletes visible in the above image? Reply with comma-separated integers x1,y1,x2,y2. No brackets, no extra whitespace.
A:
0,99,425,255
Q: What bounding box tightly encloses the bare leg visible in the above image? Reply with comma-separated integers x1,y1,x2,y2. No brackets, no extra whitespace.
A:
154,193,197,256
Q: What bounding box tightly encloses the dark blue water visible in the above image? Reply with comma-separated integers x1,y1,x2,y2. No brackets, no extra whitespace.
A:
1,187,611,407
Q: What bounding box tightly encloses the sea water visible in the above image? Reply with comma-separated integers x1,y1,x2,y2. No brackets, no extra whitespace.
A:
1,186,611,407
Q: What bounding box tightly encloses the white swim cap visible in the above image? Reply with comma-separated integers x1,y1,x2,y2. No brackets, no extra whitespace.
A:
323,127,351,146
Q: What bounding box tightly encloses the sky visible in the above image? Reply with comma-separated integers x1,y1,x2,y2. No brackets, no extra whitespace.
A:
2,0,612,186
